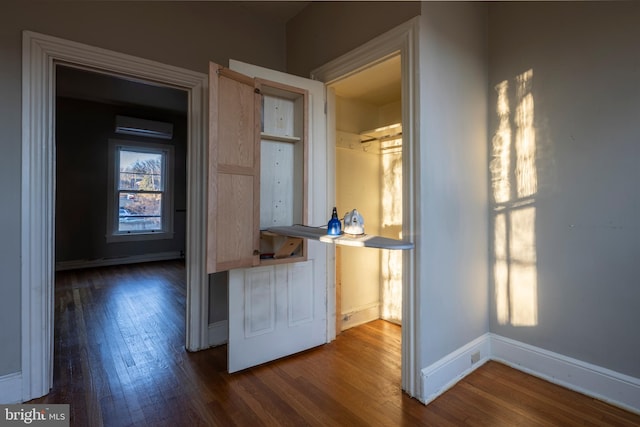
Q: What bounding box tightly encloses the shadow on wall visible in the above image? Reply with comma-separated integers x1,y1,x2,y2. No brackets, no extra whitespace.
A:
491,69,539,327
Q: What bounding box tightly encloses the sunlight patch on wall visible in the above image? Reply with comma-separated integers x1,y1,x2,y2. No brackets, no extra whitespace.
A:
381,250,402,323
515,70,537,199
492,69,538,327
509,206,538,326
494,213,509,325
381,139,403,323
381,139,403,227
491,80,512,204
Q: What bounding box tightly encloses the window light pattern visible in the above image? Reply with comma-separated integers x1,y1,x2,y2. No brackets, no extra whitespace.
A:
491,69,539,327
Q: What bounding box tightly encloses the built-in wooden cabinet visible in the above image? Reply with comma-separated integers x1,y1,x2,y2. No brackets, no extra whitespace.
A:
207,63,308,274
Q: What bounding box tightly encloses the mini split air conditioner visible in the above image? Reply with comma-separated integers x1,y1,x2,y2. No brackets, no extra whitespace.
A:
115,115,173,140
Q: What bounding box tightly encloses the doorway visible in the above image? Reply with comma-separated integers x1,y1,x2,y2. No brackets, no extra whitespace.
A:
330,55,403,334
311,17,419,397
21,31,208,401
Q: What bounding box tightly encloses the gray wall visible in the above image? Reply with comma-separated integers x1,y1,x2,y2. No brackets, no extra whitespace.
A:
488,2,640,378
208,271,229,324
0,0,289,377
55,97,187,263
286,1,420,77
418,2,490,368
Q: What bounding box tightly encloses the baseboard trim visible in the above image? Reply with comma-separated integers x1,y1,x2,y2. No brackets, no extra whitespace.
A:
55,251,182,271
420,333,491,404
419,333,640,414
208,320,228,347
0,372,22,404
491,334,640,414
341,303,380,331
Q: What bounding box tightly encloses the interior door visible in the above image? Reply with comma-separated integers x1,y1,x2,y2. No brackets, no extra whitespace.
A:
226,60,328,372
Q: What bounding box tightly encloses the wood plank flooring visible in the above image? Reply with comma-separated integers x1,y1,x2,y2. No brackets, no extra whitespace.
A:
31,261,640,426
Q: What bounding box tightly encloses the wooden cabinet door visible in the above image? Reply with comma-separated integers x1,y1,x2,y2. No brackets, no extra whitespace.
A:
207,63,260,273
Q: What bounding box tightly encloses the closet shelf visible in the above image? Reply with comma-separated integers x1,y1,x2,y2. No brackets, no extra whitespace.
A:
359,123,402,143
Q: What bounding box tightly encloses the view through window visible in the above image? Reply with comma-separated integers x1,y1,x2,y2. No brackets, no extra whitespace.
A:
118,148,163,231
109,141,173,240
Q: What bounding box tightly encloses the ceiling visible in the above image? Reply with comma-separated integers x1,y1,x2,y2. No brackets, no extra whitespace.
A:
330,55,402,106
238,1,311,23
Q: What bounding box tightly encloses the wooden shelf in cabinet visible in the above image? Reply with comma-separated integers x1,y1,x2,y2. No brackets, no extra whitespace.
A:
260,132,301,144
258,230,304,265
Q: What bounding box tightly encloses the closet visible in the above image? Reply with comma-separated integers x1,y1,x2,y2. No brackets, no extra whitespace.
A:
333,55,404,330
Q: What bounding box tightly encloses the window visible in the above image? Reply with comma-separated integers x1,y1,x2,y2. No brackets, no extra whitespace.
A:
107,140,174,242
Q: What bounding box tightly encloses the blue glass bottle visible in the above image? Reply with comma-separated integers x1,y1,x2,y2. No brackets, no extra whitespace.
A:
327,207,342,235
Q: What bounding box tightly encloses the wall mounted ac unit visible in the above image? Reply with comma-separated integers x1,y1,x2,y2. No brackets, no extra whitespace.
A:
115,115,173,140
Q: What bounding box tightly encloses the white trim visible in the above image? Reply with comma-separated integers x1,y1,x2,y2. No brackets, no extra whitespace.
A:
21,31,209,402
208,320,229,347
325,87,337,343
0,372,23,404
311,17,421,398
492,334,640,414
340,303,380,331
55,251,182,272
419,334,640,414
420,334,491,405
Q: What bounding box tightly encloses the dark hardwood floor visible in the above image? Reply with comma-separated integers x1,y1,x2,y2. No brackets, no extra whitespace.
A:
31,261,640,426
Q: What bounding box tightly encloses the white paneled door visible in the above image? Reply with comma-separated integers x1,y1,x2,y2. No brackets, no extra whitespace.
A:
228,261,324,372
226,60,328,373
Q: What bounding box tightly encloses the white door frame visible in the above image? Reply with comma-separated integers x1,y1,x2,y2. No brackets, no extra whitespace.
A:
21,31,209,401
311,17,421,398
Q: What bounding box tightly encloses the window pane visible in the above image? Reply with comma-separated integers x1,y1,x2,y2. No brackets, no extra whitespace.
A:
119,193,162,232
119,150,163,191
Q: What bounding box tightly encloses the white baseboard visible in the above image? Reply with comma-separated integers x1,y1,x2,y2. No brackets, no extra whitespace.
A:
420,333,491,404
419,333,640,414
341,303,380,331
491,334,640,414
208,320,228,347
55,251,182,271
0,372,22,404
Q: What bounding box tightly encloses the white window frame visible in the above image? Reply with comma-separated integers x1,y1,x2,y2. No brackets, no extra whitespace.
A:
107,138,175,242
